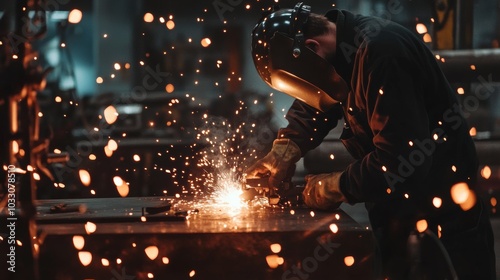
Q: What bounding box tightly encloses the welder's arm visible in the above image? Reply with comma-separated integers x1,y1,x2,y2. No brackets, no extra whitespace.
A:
278,100,342,154
340,56,432,203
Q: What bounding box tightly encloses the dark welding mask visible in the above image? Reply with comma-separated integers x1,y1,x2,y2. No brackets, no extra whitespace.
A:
251,3,348,112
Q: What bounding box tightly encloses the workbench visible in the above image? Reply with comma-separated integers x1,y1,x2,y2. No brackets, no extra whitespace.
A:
3,197,377,279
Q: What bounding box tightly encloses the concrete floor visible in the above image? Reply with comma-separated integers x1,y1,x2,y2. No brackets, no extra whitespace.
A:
342,203,500,279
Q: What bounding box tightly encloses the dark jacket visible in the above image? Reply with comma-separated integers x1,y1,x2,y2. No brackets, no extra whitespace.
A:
278,10,479,231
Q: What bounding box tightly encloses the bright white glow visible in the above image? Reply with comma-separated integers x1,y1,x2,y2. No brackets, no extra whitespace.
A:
145,246,159,260
113,176,124,187
416,23,428,34
104,106,118,124
72,235,85,250
78,251,92,266
113,176,129,197
270,243,281,253
433,197,442,208
79,169,91,186
329,223,339,233
68,9,83,24
210,173,246,210
107,139,118,151
85,222,96,234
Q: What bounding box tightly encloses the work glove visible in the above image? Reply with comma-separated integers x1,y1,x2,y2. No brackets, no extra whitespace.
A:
244,138,302,188
303,172,346,210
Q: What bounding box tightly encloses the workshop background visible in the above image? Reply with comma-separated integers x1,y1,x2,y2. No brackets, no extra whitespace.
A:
1,0,500,279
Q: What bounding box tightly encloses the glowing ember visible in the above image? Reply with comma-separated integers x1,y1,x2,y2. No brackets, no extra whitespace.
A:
78,251,92,266
451,182,477,211
68,9,83,24
107,139,118,151
104,145,113,157
270,243,281,253
165,84,175,93
113,176,124,187
166,20,175,29
265,255,281,269
144,13,154,23
432,197,442,208
145,246,159,260
451,182,470,204
101,258,110,266
72,235,85,250
481,166,491,179
416,219,428,233
201,38,211,47
104,105,118,124
189,270,196,277
423,33,432,43
344,256,355,266
162,257,170,264
116,183,129,197
416,23,427,34
469,127,477,137
79,169,91,186
329,223,339,233
85,222,96,234
491,197,497,207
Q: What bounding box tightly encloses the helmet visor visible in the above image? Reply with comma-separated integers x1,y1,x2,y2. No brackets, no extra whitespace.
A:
266,33,348,111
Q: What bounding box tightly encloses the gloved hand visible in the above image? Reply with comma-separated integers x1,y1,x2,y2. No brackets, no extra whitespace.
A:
244,139,302,188
303,172,346,210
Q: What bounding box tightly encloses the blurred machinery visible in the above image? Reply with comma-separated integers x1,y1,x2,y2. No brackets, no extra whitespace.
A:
0,1,68,279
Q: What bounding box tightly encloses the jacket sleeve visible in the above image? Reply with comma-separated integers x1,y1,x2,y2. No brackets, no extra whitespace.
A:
277,99,342,156
340,55,433,203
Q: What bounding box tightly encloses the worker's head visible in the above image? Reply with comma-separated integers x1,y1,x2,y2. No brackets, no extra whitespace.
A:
251,2,349,111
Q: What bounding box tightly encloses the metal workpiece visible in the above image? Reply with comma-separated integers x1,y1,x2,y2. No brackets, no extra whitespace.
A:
241,176,305,206
1,197,377,279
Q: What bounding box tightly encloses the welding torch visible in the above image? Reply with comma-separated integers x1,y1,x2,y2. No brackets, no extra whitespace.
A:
241,175,304,206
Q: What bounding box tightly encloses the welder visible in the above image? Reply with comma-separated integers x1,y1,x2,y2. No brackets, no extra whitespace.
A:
245,3,495,279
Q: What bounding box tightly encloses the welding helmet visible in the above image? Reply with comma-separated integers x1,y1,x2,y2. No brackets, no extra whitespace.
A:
251,2,349,112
